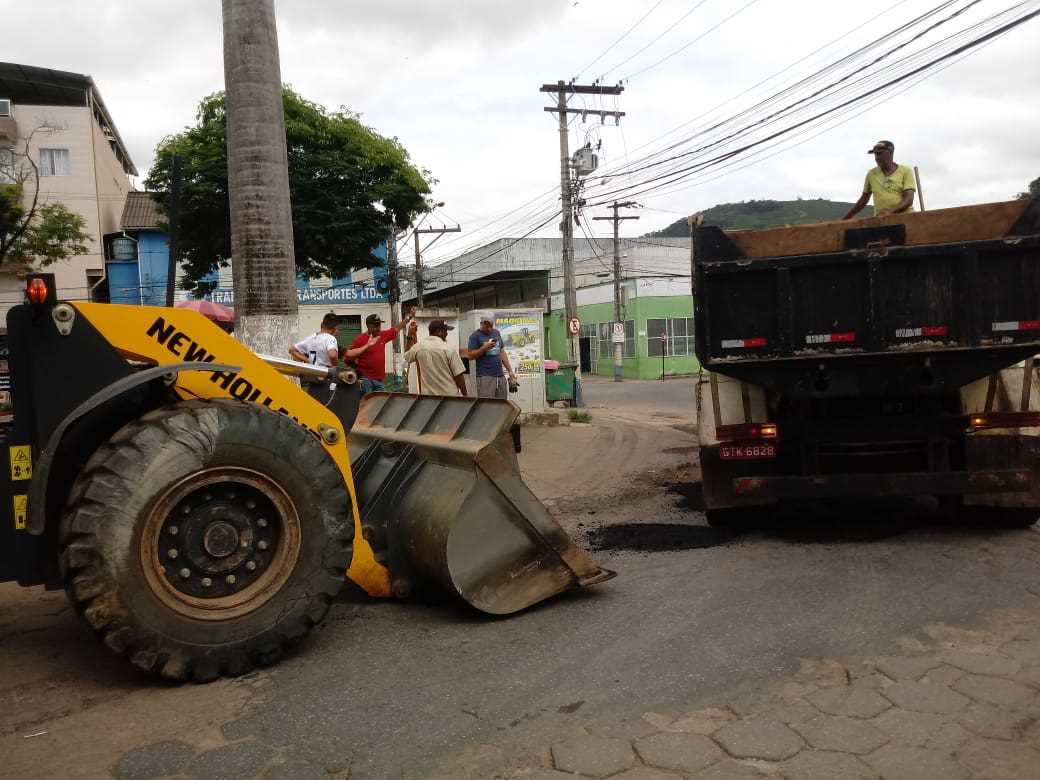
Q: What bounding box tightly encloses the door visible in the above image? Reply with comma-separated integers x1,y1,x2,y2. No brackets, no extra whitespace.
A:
336,316,362,364
579,337,592,373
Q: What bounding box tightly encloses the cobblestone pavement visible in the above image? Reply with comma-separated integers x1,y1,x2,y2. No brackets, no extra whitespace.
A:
427,605,1040,779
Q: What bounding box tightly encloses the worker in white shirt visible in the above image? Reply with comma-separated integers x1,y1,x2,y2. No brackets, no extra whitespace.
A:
289,312,340,368
403,320,469,396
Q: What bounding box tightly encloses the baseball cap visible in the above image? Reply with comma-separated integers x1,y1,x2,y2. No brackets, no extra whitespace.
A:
479,316,494,324
428,319,455,333
868,140,895,154
365,313,383,325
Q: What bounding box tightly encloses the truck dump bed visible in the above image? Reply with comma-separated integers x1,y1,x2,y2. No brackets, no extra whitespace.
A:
693,199,1040,398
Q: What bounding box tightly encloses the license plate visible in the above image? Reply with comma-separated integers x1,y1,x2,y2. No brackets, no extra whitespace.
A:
719,443,777,460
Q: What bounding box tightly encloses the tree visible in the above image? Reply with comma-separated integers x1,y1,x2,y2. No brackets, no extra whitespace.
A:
1016,176,1040,200
0,126,91,271
145,88,434,298
218,0,298,354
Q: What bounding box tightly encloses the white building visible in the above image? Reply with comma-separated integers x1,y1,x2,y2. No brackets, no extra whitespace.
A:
0,63,136,319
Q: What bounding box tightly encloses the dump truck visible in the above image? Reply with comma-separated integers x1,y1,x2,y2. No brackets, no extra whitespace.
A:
0,281,613,681
692,199,1040,526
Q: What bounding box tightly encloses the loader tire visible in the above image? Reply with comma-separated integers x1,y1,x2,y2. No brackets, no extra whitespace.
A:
59,400,353,682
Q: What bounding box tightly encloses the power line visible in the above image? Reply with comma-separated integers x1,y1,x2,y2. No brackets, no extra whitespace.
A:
584,1,1040,205
623,0,769,80
598,0,716,78
575,0,669,79
597,0,971,182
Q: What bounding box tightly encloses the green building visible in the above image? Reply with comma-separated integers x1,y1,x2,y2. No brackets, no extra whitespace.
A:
402,236,698,380
545,276,699,380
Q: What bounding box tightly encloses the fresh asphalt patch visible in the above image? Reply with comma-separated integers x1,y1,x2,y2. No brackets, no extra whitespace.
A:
586,522,737,552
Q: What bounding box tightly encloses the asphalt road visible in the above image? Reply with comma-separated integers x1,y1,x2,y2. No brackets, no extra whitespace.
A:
2,376,1039,778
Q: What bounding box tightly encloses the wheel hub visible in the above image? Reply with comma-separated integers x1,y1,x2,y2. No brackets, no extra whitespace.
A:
203,520,240,559
141,468,302,621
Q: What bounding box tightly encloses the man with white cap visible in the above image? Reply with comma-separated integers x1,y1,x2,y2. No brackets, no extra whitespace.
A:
466,316,517,399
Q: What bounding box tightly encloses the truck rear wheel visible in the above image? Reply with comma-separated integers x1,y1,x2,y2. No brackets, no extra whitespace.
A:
59,400,353,681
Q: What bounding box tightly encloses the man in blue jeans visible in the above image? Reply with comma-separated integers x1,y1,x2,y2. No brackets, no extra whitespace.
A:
466,316,517,398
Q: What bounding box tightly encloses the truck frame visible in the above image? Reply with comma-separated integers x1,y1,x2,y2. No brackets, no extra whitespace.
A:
692,199,1040,526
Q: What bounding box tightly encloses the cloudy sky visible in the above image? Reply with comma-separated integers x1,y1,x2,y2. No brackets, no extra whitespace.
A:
7,0,1039,266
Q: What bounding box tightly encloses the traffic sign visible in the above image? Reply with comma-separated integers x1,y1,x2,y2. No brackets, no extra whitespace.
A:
612,322,625,344
568,316,581,335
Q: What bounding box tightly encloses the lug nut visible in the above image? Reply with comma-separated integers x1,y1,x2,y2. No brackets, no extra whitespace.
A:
227,492,236,500
168,549,179,559
203,493,212,502
246,500,256,510
201,577,212,588
181,506,191,515
179,568,191,579
168,525,179,536
257,541,268,551
257,518,268,528
226,575,236,585
246,561,257,572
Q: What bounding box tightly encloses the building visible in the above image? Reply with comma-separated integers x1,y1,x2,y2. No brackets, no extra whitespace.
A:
109,191,173,306
0,62,136,317
402,235,699,379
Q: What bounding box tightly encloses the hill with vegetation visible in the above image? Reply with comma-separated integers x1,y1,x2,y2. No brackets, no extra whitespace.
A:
648,198,857,237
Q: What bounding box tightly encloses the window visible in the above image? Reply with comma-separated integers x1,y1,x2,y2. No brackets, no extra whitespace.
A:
39,148,69,177
647,317,695,357
0,99,10,117
597,323,611,359
0,148,14,184
596,320,634,358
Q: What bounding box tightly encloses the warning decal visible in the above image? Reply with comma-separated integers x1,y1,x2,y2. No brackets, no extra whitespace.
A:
9,445,31,481
12,494,26,530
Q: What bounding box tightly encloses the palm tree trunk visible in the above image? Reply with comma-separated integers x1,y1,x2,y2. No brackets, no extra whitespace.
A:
222,0,298,354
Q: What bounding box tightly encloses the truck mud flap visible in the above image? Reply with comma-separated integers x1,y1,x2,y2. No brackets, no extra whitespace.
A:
348,393,615,615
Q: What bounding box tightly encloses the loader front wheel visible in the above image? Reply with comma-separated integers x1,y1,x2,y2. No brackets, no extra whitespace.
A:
60,400,353,682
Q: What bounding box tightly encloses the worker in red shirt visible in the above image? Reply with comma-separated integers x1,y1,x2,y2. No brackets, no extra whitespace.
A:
344,311,414,395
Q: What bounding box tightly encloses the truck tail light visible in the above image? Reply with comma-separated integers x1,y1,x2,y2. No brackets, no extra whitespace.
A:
26,277,49,305
716,422,778,441
966,412,1040,430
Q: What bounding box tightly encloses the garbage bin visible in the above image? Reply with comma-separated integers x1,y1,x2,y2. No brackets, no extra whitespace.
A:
545,361,577,405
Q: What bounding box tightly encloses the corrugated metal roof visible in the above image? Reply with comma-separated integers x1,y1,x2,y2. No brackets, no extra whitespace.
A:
121,191,164,230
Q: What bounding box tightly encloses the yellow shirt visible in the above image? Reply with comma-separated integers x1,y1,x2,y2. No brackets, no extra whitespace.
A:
863,165,916,215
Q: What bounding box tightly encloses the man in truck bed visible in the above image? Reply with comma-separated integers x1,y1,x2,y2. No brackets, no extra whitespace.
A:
844,140,917,219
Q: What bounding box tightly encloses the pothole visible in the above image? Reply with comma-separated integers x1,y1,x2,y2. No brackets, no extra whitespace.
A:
587,523,737,552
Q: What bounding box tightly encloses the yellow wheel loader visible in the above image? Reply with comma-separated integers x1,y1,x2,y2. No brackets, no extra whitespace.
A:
0,276,613,681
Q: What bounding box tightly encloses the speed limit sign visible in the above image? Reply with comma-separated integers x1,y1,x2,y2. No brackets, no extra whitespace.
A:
568,316,581,335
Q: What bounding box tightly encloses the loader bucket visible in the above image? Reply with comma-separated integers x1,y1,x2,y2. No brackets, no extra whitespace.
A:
348,394,615,615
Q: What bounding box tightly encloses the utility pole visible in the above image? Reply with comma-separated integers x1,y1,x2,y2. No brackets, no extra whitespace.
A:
540,81,624,403
164,154,182,307
387,229,403,382
593,201,639,382
413,224,461,309
222,0,298,354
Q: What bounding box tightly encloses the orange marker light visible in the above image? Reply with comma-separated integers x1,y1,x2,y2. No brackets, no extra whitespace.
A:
26,277,49,304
